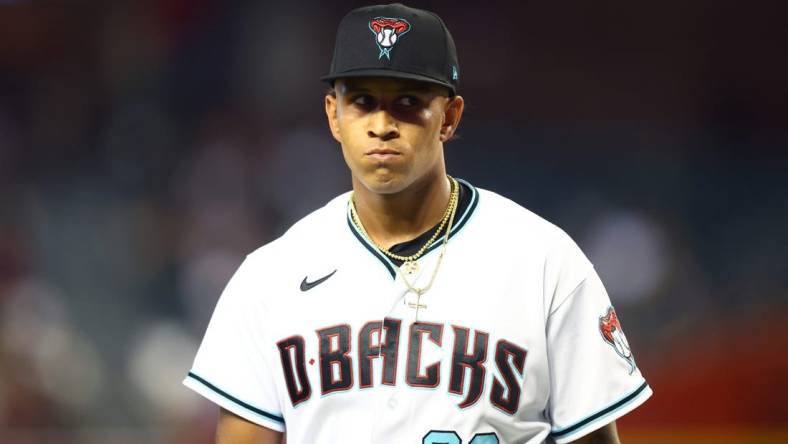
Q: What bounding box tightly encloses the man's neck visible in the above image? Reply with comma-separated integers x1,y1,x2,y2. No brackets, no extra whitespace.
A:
352,171,452,250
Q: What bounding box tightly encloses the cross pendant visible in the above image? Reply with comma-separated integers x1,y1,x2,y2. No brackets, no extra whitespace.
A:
407,289,427,322
409,301,426,322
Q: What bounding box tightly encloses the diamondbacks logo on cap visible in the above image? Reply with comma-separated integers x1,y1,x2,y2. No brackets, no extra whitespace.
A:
368,17,411,60
599,307,636,374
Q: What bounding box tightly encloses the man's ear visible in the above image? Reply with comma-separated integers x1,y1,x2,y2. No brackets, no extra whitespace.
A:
325,94,342,143
440,95,465,142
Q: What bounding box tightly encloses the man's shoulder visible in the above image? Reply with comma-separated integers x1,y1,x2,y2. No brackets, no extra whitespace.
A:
475,186,569,244
281,191,352,239
474,186,593,303
246,191,352,263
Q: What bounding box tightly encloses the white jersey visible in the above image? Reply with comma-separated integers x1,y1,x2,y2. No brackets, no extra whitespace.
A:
184,180,651,443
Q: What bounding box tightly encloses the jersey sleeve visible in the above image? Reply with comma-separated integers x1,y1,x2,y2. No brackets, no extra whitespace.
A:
183,256,286,432
545,268,652,443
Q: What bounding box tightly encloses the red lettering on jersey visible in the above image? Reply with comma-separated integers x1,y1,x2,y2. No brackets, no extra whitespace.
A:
406,322,444,388
278,320,527,414
449,326,489,408
316,324,354,395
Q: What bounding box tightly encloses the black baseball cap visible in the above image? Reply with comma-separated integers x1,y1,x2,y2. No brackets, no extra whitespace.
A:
322,3,460,94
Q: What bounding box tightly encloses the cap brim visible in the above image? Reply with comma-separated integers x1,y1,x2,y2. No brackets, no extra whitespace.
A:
321,69,456,94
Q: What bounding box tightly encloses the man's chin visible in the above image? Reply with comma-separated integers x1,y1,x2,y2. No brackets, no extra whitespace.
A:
358,171,408,195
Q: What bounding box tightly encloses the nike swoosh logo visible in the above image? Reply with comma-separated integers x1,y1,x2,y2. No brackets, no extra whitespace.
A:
300,270,337,291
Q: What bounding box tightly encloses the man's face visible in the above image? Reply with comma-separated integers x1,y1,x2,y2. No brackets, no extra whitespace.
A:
325,76,463,195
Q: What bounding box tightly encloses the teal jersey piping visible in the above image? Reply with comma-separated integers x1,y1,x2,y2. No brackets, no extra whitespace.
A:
422,178,478,256
346,210,399,278
186,371,285,424
551,381,650,439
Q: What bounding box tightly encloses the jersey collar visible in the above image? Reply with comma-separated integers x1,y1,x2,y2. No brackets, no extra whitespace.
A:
346,178,479,279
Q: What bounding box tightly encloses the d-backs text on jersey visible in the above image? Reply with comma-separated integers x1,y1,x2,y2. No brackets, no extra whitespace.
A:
277,318,527,415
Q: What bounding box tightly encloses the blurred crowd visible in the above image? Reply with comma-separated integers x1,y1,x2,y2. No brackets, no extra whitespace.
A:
0,1,786,443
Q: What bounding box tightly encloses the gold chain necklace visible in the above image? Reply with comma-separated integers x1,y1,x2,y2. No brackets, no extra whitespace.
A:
350,176,459,275
350,177,460,321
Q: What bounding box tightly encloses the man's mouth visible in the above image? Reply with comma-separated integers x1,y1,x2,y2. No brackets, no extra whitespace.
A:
366,148,401,155
366,148,402,159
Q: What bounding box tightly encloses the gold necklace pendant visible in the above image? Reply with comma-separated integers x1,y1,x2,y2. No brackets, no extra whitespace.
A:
350,176,460,315
403,260,419,275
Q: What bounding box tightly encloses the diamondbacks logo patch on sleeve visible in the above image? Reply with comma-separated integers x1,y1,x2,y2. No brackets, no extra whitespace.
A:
599,307,636,374
369,17,411,59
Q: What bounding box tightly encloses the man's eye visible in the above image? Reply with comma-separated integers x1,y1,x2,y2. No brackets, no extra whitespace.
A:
396,96,420,107
353,95,374,106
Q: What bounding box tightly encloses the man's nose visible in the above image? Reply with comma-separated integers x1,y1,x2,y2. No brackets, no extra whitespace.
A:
367,109,399,140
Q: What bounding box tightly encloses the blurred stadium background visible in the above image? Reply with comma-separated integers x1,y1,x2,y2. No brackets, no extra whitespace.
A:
1,1,786,443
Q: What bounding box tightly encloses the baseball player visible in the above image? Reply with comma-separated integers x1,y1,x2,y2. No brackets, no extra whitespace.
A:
184,4,651,444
